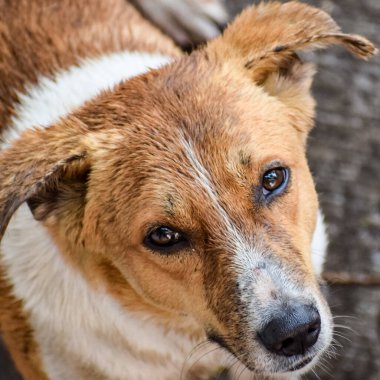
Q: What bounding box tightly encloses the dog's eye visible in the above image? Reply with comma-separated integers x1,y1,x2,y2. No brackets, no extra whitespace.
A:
262,167,288,196
145,226,187,252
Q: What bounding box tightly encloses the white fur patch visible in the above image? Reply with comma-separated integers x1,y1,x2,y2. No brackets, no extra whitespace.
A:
311,210,328,275
180,137,234,229
2,51,171,148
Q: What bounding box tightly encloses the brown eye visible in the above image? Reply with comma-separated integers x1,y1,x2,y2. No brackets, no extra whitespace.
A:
262,168,287,194
145,226,187,252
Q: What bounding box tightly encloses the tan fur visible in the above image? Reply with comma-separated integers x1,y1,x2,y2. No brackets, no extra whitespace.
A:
0,1,376,379
0,0,180,132
0,1,180,377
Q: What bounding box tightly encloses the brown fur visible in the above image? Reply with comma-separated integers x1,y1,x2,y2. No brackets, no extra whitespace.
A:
0,1,180,377
0,0,180,132
0,1,376,379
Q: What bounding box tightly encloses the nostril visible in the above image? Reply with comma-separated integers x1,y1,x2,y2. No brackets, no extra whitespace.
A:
308,322,320,335
281,337,295,351
308,326,316,334
259,304,321,357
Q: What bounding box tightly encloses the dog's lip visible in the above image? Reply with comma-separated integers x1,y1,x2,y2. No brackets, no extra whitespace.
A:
208,332,316,375
207,332,231,352
287,356,314,372
207,330,318,373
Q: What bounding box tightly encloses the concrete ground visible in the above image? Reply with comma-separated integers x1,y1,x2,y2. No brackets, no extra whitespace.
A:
1,1,379,379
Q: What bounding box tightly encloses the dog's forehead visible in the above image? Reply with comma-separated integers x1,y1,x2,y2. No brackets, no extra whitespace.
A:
132,59,302,157
104,58,306,221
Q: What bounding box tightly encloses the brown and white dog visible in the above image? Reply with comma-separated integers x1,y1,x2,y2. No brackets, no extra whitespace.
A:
0,1,376,379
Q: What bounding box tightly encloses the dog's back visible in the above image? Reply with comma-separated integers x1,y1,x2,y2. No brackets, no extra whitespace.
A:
0,0,180,131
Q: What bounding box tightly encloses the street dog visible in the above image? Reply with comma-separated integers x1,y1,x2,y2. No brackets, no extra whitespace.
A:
0,1,376,379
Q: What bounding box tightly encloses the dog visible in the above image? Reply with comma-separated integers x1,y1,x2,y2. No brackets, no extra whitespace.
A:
0,1,376,379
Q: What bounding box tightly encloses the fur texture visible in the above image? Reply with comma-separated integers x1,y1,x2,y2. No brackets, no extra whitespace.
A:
0,1,376,379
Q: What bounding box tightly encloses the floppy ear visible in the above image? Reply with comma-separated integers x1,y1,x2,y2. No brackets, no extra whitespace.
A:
207,1,377,128
0,118,90,241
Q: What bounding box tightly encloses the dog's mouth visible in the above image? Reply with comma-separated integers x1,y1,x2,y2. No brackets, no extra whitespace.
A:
207,332,232,353
287,356,314,372
207,331,318,375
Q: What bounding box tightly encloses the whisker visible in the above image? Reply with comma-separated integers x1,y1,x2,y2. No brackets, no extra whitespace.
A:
333,323,358,335
311,367,322,380
180,340,223,380
186,345,224,376
332,315,358,320
333,332,352,343
231,357,244,380
237,360,248,380
316,357,332,375
324,344,340,358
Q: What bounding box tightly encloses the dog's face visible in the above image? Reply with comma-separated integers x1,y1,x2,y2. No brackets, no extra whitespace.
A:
82,65,327,375
0,2,375,377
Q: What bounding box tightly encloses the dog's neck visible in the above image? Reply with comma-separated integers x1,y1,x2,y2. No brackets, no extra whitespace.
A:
1,51,171,148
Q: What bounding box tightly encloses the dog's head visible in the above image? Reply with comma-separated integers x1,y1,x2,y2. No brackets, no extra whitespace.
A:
0,2,376,377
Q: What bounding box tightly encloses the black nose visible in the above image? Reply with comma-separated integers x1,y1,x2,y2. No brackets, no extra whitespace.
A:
259,304,321,356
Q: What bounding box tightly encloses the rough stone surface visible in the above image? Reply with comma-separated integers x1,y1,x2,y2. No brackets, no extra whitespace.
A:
1,1,379,379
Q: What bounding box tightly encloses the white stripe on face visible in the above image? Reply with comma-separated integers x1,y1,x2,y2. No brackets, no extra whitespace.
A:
179,135,331,357
180,136,246,249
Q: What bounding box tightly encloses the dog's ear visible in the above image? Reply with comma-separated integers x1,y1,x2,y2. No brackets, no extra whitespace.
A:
207,1,377,129
0,118,91,241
